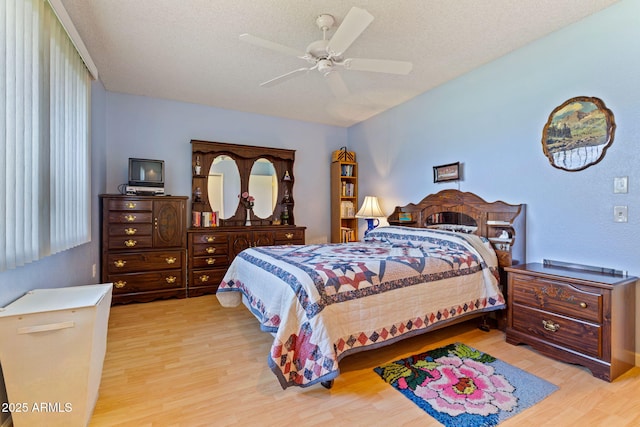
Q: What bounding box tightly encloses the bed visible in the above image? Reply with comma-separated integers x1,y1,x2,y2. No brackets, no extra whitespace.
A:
216,190,525,389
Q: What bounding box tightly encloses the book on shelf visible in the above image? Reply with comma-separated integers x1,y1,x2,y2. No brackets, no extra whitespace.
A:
197,211,218,227
192,211,201,227
340,227,355,243
340,164,354,177
341,182,355,197
340,201,354,217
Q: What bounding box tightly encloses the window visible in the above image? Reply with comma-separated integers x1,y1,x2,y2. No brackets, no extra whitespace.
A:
1,0,95,271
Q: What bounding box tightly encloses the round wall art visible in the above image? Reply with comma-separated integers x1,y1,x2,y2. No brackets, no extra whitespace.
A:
541,96,615,172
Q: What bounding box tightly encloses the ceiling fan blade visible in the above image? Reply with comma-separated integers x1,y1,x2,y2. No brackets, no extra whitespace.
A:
239,33,305,57
344,58,413,75
325,71,350,98
326,7,374,57
260,67,310,87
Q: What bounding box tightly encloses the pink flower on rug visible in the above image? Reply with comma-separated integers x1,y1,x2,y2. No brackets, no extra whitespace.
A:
413,355,517,417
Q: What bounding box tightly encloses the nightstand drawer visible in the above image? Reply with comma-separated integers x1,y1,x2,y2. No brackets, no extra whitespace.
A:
511,274,602,323
512,305,601,358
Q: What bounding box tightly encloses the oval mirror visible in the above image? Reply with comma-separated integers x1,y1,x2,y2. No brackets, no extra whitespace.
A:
208,155,241,219
249,158,277,219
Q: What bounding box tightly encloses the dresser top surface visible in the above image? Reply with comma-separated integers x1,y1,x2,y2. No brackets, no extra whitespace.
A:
505,262,637,286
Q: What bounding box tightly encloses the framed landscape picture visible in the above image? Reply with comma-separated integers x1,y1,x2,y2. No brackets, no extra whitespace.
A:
433,162,460,183
542,96,615,172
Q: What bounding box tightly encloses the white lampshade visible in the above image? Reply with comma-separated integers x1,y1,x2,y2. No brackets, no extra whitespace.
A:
356,196,385,219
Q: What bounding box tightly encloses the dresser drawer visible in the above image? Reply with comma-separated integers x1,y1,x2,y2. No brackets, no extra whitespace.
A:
512,305,602,358
107,199,153,211
511,274,602,323
107,211,153,224
191,232,225,244
108,223,153,237
274,229,304,244
192,255,229,269
108,235,153,250
108,270,184,294
192,242,228,257
106,250,183,274
189,268,226,289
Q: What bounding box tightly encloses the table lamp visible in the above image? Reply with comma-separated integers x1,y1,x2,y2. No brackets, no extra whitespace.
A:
356,196,385,235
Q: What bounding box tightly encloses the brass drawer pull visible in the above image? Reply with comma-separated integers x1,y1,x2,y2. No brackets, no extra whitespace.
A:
580,302,588,309
114,260,126,268
126,202,136,209
206,258,216,265
124,239,137,247
285,232,294,239
165,257,177,264
124,227,137,235
124,214,136,222
205,236,216,243
199,274,209,282
542,319,560,332
114,281,126,289
206,247,216,254
165,276,177,284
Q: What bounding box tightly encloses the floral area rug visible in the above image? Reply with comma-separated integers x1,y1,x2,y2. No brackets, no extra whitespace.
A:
373,343,558,426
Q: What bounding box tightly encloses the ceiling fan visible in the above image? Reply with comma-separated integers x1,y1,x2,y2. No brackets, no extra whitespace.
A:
239,6,413,98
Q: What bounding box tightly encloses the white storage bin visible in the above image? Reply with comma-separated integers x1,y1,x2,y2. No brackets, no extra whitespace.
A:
0,283,112,427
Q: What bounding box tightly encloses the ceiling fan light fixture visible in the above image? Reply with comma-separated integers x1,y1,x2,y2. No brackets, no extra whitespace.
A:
317,59,333,75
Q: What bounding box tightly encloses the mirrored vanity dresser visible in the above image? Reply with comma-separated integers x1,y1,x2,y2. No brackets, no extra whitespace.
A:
187,140,306,297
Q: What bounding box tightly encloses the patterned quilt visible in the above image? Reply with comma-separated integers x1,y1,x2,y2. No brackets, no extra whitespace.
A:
216,226,505,389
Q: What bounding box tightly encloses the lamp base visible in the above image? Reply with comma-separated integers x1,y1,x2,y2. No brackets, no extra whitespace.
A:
364,218,380,235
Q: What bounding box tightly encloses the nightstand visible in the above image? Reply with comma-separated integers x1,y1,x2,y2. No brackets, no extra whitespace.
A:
505,262,637,381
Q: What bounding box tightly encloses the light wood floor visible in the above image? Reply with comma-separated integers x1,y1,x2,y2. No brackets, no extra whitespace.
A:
90,295,640,427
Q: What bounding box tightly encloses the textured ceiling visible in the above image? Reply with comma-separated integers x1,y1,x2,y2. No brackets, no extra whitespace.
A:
60,0,619,127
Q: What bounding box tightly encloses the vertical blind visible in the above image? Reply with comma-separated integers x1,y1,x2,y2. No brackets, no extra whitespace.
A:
1,0,91,272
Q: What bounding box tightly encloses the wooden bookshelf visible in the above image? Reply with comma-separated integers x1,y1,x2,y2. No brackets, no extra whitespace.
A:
331,158,358,243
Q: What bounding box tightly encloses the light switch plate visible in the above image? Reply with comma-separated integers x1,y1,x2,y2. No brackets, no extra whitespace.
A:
614,206,628,222
614,176,628,193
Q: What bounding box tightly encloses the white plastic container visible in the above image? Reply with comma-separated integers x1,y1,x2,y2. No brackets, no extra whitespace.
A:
0,283,112,427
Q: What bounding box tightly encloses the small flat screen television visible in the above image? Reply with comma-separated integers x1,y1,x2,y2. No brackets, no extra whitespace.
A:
128,158,165,188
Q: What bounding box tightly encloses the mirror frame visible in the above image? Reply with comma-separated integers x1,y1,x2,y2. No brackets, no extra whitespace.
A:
191,140,296,227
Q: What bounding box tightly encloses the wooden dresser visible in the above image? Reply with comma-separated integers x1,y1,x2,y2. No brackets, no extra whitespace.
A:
100,195,188,304
505,262,637,381
187,225,305,297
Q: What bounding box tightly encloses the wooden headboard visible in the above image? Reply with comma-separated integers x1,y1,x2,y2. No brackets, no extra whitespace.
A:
387,189,526,268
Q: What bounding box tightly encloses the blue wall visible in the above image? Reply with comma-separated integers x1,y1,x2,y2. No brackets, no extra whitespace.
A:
102,92,347,244
351,0,640,274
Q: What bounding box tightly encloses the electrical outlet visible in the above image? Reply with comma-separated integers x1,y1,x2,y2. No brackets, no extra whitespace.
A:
614,206,628,222
92,263,97,278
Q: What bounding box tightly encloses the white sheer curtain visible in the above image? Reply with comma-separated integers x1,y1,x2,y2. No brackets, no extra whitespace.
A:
1,0,91,271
